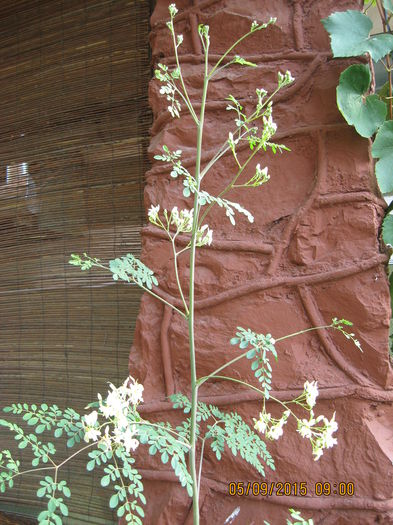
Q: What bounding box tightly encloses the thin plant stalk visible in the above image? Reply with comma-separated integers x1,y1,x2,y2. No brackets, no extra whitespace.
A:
187,31,210,525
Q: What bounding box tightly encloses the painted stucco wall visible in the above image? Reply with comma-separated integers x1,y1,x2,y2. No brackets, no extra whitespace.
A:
130,1,393,523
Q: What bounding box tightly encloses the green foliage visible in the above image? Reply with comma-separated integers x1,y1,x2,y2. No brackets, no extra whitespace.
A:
336,64,387,137
86,444,113,472
170,394,275,476
3,403,84,449
321,10,393,61
69,253,99,270
109,254,158,289
138,420,192,496
37,477,71,525
0,419,56,466
0,450,19,493
102,448,145,523
372,121,393,192
230,328,277,398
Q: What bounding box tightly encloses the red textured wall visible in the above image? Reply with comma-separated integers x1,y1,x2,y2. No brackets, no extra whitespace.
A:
130,1,393,523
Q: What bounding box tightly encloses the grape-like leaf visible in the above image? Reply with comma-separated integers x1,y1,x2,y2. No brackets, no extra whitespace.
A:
383,215,393,246
372,121,393,192
322,10,393,61
336,64,386,138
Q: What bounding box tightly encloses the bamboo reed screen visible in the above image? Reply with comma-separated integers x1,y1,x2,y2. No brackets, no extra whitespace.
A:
0,0,151,522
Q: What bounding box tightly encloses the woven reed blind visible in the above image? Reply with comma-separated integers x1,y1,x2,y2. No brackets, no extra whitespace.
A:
0,0,151,522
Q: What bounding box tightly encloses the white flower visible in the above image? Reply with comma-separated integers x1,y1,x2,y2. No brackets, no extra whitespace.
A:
99,387,125,419
322,412,338,448
313,446,324,461
325,412,338,433
84,427,101,443
267,423,284,441
113,424,139,453
278,70,295,87
171,207,193,232
84,410,98,427
128,377,144,405
169,3,178,16
304,380,319,409
253,411,271,435
266,413,288,441
122,426,139,453
196,224,213,246
254,418,267,434
148,204,160,222
263,113,277,139
83,410,101,442
297,418,314,439
323,433,337,449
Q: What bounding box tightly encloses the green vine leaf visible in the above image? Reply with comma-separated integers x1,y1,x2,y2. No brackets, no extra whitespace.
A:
383,0,393,12
336,64,387,138
383,214,393,246
378,81,392,116
321,10,393,61
371,120,393,192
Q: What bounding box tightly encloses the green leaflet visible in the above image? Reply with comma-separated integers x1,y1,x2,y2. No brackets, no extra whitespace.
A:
321,10,393,62
336,64,386,138
372,121,393,192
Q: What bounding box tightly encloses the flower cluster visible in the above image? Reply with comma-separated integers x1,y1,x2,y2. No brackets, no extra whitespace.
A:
195,224,213,247
244,163,269,187
262,105,277,142
82,376,144,454
304,380,318,409
171,207,193,232
254,408,290,441
253,380,338,461
148,204,213,245
297,412,338,461
278,70,295,88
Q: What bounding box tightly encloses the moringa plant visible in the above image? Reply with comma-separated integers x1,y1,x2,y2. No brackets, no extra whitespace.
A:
0,5,362,524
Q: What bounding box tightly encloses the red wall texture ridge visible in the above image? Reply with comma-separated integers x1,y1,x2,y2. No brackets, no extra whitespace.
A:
129,1,393,523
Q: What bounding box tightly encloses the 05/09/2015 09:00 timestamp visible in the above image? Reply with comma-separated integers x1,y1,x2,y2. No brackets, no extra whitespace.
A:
228,481,355,497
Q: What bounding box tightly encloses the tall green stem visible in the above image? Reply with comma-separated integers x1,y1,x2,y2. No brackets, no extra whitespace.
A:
188,38,209,525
